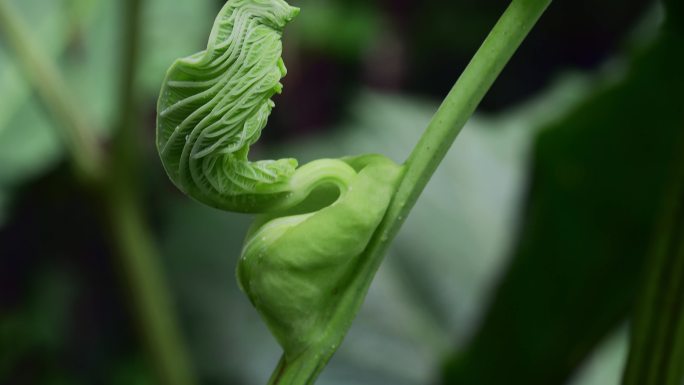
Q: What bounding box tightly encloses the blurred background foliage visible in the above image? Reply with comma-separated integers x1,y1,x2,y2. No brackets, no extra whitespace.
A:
1,0,682,384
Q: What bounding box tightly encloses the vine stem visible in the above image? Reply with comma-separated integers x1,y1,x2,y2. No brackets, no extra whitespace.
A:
0,1,197,384
384,0,552,256
0,0,103,184
104,1,198,385
270,0,552,383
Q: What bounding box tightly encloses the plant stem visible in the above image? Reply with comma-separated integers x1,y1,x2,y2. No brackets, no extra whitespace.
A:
268,350,326,385
386,0,552,250
0,0,103,184
106,191,199,385
269,0,552,383
0,1,197,383
105,1,198,385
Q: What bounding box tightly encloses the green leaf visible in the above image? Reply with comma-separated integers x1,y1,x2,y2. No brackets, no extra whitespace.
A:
0,0,216,226
623,149,684,385
442,11,684,385
139,0,215,96
290,0,381,59
0,267,77,380
157,78,589,384
156,0,301,212
570,327,629,385
0,0,72,225
0,0,67,134
0,0,115,222
622,18,684,376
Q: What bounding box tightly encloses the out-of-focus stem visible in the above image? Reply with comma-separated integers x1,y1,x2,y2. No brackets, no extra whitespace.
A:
268,0,552,383
105,1,198,385
0,0,103,184
0,1,197,384
106,191,198,385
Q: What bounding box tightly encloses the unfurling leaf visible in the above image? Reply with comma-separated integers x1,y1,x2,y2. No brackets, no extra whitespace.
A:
156,0,403,381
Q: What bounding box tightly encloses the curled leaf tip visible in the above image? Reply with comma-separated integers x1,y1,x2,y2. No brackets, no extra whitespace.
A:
156,1,404,382
157,0,300,212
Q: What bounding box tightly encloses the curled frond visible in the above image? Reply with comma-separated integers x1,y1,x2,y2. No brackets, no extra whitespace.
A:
157,0,300,212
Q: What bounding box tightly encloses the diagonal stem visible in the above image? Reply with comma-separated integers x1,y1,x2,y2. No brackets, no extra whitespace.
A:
0,1,197,384
269,0,552,383
104,1,198,385
377,0,552,264
0,0,103,184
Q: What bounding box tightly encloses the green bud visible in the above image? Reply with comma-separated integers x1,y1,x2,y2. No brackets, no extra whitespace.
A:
155,0,405,381
237,155,402,358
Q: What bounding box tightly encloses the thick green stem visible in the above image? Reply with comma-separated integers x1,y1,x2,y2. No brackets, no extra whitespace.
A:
268,350,326,385
0,0,103,184
269,0,552,383
387,0,551,246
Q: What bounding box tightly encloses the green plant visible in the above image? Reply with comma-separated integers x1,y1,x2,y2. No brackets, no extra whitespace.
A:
156,0,551,383
3,0,684,384
0,1,196,384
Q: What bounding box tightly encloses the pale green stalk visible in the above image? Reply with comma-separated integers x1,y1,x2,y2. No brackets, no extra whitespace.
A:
379,0,552,265
269,0,552,383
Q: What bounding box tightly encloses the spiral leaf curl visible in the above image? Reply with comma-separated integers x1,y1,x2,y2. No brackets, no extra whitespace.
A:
157,0,302,212
156,0,403,382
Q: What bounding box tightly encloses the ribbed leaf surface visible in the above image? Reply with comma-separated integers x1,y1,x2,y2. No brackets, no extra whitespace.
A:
157,0,299,211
